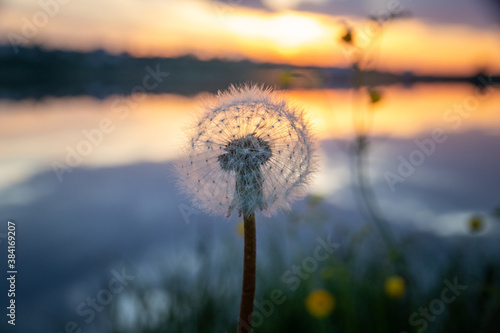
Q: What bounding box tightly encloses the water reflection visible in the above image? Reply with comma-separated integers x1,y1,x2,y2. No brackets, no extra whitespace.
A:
1,84,499,190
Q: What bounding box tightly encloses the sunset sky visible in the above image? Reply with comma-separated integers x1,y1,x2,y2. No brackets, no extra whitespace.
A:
1,0,500,75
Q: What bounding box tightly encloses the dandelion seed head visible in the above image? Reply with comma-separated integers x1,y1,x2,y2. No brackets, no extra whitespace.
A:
177,84,317,217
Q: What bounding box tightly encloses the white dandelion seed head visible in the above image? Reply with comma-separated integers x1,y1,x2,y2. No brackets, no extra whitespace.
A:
177,84,317,217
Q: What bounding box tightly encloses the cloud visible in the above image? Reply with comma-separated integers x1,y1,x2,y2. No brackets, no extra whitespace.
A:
261,0,326,11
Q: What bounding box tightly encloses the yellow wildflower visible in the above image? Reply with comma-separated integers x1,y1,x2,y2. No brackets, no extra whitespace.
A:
305,289,335,318
385,276,406,299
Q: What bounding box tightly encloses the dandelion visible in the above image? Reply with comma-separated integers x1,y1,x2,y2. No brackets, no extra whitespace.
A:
305,289,335,318
177,84,317,333
385,275,406,299
178,84,316,218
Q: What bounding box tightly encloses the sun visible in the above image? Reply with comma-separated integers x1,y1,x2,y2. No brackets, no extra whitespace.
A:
225,10,329,58
268,13,328,49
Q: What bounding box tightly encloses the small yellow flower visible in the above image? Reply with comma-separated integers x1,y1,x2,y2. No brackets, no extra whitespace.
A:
305,289,335,318
385,276,406,299
236,221,245,237
469,215,484,233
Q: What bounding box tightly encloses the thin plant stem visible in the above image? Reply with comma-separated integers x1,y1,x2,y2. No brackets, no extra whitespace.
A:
354,141,397,250
237,211,256,333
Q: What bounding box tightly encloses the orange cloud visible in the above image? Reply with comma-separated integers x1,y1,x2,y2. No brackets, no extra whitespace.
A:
1,0,499,75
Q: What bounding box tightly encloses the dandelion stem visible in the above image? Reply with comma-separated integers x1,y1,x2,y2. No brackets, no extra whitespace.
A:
238,211,256,333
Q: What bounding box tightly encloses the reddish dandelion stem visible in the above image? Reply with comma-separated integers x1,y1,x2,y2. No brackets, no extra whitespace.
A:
237,212,256,333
